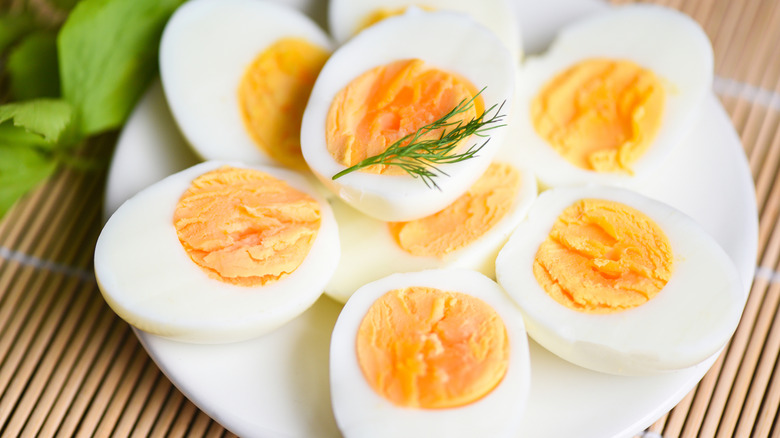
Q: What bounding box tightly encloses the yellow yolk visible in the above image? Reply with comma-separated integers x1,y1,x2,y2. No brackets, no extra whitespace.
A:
173,166,321,286
326,58,483,175
356,287,509,409
531,58,665,173
533,199,673,313
389,163,520,258
238,38,329,169
359,6,436,32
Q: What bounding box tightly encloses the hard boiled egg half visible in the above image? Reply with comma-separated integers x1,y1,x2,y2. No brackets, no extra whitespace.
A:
513,4,713,189
330,270,531,438
94,161,340,343
301,9,516,221
325,123,537,303
160,0,332,169
495,186,744,375
328,0,522,60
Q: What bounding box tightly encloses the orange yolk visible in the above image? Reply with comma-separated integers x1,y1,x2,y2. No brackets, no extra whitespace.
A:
356,286,509,409
326,58,483,175
389,163,521,258
238,38,329,169
359,6,436,32
173,166,321,286
531,58,665,174
533,199,673,313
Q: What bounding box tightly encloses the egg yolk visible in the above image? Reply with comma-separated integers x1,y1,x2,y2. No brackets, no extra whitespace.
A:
388,163,520,258
358,5,436,32
326,58,483,175
356,286,509,409
531,58,665,174
238,38,329,169
533,199,673,313
173,166,321,286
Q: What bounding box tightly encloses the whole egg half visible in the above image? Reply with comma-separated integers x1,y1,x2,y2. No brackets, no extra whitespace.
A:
495,186,744,375
160,0,333,169
513,4,713,189
301,9,516,222
330,269,531,438
94,161,340,343
328,0,522,60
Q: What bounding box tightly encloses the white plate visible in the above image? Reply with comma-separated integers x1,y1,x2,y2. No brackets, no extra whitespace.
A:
104,1,758,437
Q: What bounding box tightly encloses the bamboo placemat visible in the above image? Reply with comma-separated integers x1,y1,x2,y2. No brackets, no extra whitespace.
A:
1,0,779,437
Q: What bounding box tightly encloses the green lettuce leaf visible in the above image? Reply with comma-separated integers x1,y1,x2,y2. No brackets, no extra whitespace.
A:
57,0,184,136
48,0,83,12
0,124,51,149
0,13,36,54
0,144,57,217
7,31,61,100
0,99,75,144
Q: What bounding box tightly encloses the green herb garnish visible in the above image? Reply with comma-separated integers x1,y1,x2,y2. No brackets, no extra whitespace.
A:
331,88,506,190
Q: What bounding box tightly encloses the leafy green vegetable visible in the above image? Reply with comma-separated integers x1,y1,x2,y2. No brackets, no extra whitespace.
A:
7,31,60,100
0,99,75,144
0,99,77,215
0,13,36,54
0,123,51,149
48,0,83,13
0,143,57,217
57,0,184,137
0,0,184,219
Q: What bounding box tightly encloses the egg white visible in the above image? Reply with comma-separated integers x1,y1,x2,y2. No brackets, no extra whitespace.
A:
495,186,745,375
513,4,713,189
94,161,340,344
301,9,516,222
324,126,537,303
159,0,333,166
330,269,531,438
328,0,522,60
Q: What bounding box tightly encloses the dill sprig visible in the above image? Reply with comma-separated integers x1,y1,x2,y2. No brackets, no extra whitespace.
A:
331,88,506,190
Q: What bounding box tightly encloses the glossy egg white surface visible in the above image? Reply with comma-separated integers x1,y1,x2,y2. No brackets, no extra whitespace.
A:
324,127,537,303
94,161,340,344
513,4,713,189
301,9,516,222
159,0,332,165
329,269,531,438
495,186,745,375
328,0,522,59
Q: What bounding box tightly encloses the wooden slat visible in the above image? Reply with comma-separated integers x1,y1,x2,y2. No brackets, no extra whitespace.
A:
753,339,780,438
147,389,188,437
111,360,166,437
664,389,697,437
54,321,131,438
680,352,728,438
128,372,175,437
734,285,780,437
35,303,118,437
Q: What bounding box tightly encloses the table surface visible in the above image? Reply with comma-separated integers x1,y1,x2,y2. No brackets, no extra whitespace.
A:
1,0,779,437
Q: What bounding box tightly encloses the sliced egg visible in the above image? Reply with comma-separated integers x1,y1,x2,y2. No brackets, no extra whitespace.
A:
495,186,744,375
301,9,516,221
160,0,332,169
513,4,713,189
94,161,340,343
325,127,537,303
330,269,530,438
328,0,522,60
